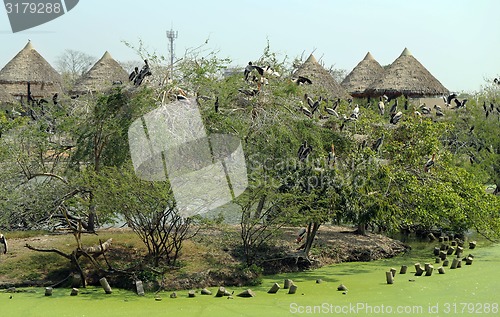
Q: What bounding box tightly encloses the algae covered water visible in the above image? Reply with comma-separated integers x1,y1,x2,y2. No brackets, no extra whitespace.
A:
2,242,499,317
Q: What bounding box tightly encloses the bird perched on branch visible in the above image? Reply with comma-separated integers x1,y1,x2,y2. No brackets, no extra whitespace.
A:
298,141,312,161
244,62,264,81
424,154,436,172
134,60,152,86
390,111,403,124
129,66,139,82
372,134,384,153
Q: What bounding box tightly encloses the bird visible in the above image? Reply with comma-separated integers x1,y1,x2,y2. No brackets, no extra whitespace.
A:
390,111,403,124
298,141,312,161
372,134,384,153
52,93,59,105
420,104,431,114
389,99,398,115
129,67,139,81
243,62,264,81
351,104,360,119
453,98,467,109
494,78,499,85
424,154,436,172
310,97,321,115
301,106,312,118
305,94,314,108
434,104,444,117
0,233,7,254
330,98,340,111
445,93,457,106
325,106,339,117
214,96,219,113
328,143,336,166
263,65,280,77
378,100,385,115
292,76,312,85
134,60,152,86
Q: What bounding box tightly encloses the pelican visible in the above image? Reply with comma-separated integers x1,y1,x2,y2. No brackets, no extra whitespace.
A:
0,234,7,254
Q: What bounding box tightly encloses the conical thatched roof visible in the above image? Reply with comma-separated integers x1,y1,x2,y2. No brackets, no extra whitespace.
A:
0,41,62,99
71,51,129,94
341,52,384,97
293,54,351,99
364,48,449,98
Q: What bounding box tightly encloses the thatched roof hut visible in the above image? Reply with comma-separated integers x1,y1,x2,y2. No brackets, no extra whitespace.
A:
0,41,62,100
341,52,384,97
293,54,351,99
364,48,449,98
71,51,129,95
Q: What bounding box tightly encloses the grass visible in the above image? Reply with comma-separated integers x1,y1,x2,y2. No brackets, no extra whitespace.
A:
1,236,499,317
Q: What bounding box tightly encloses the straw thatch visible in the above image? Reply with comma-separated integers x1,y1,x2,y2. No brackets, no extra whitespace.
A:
293,54,351,99
0,86,16,104
341,52,384,97
364,48,449,98
71,51,129,95
0,41,62,100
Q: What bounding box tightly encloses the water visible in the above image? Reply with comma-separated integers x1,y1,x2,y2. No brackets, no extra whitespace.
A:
3,242,499,317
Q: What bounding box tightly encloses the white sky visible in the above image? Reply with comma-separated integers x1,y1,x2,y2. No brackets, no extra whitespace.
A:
1,0,499,92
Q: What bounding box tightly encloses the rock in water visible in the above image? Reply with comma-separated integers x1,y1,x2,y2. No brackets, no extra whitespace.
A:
337,284,348,291
201,288,212,295
237,289,256,297
268,283,280,294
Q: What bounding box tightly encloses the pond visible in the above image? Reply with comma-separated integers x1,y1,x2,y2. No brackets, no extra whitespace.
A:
2,241,499,317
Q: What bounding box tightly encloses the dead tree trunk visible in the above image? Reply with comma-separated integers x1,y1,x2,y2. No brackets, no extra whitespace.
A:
303,222,321,259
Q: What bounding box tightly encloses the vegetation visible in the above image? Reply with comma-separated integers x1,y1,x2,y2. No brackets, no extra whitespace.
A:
1,43,499,289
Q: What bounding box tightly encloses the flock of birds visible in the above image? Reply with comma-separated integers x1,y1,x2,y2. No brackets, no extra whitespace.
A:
128,59,152,87
231,60,492,175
